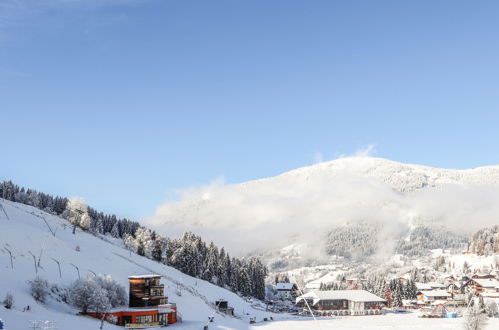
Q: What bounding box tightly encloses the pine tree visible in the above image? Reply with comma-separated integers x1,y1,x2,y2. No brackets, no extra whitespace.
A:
152,240,163,262
137,241,145,256
111,222,120,238
383,284,393,308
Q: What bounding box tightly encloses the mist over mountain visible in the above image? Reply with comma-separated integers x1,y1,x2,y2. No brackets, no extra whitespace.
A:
148,157,499,267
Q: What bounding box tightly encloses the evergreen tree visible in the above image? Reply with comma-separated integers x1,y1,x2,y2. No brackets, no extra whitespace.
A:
152,240,163,262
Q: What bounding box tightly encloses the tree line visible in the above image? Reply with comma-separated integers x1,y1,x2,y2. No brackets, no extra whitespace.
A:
0,180,267,300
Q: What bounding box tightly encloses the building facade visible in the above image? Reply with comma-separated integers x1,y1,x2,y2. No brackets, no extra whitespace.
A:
87,275,177,327
295,290,386,316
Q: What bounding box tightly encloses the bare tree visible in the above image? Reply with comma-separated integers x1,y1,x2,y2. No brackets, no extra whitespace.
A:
464,303,488,330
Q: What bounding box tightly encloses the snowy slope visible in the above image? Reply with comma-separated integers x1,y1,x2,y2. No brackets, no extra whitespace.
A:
0,199,279,330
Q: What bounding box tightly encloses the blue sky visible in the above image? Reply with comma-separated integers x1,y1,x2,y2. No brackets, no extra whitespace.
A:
1,0,499,219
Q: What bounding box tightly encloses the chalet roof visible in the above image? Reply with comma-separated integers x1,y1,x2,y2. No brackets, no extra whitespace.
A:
415,283,432,291
471,279,499,288
128,274,162,279
296,290,385,306
276,283,297,291
427,282,446,288
418,290,451,298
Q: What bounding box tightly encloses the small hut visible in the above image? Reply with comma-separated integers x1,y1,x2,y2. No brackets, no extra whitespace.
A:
215,300,234,316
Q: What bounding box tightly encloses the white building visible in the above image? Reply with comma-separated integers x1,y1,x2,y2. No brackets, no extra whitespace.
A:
275,282,298,300
295,290,386,316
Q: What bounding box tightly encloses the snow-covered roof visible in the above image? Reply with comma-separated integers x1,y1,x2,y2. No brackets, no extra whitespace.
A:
296,290,385,306
276,282,296,291
472,278,499,288
415,283,432,291
128,274,162,279
419,290,451,298
427,282,446,289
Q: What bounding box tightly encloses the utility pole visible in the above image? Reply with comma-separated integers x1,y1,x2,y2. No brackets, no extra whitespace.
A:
28,251,38,275
51,258,62,278
70,263,80,279
4,247,13,269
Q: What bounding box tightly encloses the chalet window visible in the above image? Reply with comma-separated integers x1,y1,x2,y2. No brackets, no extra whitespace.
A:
158,313,167,325
136,315,153,324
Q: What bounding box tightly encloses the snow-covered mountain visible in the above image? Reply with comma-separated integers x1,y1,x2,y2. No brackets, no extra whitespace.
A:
0,199,278,329
150,157,499,269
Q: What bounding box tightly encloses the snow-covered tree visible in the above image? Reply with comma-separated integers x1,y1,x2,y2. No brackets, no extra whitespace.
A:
66,197,90,233
134,227,154,256
68,277,111,314
94,275,127,308
485,300,498,317
464,303,488,330
110,222,120,238
123,233,137,256
383,284,393,308
151,239,165,262
30,277,50,303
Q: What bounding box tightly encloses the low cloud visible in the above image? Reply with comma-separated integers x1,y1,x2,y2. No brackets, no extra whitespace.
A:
146,156,499,259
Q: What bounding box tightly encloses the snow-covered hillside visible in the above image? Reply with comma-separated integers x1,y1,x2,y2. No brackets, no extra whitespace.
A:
0,199,278,330
150,156,499,268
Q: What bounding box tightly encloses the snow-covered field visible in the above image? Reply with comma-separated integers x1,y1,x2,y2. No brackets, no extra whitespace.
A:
252,312,499,330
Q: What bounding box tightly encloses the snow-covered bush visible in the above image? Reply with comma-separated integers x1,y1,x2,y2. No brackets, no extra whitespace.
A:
485,300,498,317
94,275,127,308
68,277,110,314
68,275,126,314
3,293,14,309
30,277,50,303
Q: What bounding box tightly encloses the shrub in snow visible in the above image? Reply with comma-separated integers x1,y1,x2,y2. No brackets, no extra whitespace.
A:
485,300,498,317
464,303,488,330
68,275,126,314
68,277,110,314
3,293,14,309
94,275,127,308
30,277,50,303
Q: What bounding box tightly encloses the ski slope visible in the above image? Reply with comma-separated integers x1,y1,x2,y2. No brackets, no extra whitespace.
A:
0,199,279,329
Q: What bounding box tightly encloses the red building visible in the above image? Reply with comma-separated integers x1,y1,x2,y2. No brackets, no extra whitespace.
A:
87,275,177,327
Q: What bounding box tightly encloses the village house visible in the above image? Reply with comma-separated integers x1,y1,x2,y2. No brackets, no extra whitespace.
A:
463,278,499,294
472,271,496,280
295,290,386,316
86,275,177,327
416,290,451,305
275,282,299,300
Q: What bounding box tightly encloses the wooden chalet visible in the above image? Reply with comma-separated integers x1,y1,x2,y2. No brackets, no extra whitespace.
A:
275,282,299,300
295,290,386,316
463,278,499,294
87,275,177,327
